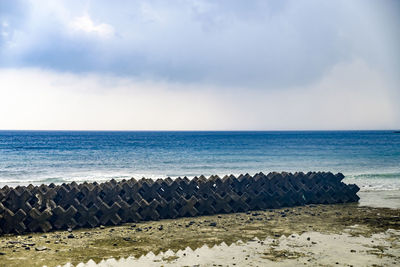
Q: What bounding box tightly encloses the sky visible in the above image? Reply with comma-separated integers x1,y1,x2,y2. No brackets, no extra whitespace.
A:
0,0,399,130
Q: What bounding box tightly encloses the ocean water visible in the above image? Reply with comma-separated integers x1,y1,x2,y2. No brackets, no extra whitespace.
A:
0,131,399,193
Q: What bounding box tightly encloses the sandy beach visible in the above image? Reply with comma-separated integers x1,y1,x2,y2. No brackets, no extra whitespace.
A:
0,202,399,267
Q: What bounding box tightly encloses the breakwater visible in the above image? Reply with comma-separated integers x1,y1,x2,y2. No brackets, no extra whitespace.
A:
0,172,359,235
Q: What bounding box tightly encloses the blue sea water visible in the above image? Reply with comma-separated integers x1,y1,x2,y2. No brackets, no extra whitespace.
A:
0,131,399,192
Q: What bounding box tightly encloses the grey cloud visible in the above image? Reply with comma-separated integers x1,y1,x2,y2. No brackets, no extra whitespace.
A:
0,0,399,90
0,0,28,47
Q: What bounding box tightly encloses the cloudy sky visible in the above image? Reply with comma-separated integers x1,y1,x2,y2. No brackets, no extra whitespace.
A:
0,0,399,130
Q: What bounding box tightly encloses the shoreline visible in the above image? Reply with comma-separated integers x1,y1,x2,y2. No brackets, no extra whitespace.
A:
0,203,399,267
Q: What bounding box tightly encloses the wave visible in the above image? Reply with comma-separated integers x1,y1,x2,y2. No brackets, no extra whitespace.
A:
1,171,399,192
344,172,400,192
346,172,400,179
0,172,169,187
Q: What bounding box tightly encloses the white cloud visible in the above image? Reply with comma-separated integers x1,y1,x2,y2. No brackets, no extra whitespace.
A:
0,59,398,130
69,15,114,38
1,20,9,38
139,2,164,24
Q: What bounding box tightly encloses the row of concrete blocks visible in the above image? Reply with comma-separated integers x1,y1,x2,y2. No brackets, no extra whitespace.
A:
0,172,348,209
0,172,359,235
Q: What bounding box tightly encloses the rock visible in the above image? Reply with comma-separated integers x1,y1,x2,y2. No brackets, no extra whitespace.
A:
24,242,35,246
350,249,356,253
25,247,30,250
99,225,105,229
67,234,75,239
158,225,163,231
0,252,5,255
209,222,217,227
67,228,72,232
123,237,131,241
130,224,136,228
307,237,311,241
136,228,142,232
35,246,47,251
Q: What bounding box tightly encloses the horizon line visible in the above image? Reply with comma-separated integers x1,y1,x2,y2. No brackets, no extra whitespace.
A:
0,129,399,132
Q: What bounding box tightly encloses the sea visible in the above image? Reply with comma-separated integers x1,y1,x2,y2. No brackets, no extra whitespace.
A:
1,130,399,207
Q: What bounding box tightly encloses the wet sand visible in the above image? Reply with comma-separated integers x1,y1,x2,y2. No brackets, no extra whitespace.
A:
0,203,399,267
358,190,400,209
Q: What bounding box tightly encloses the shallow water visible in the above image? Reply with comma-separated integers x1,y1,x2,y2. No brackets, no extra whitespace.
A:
62,230,400,267
358,190,400,209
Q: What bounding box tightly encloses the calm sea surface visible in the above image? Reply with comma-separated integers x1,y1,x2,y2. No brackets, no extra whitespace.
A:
0,131,399,192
